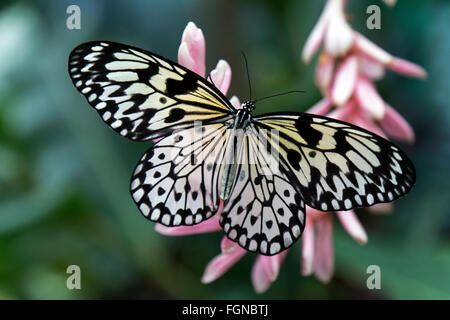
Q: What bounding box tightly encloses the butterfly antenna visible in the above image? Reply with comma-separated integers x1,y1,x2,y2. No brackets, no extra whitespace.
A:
254,90,306,103
241,51,252,101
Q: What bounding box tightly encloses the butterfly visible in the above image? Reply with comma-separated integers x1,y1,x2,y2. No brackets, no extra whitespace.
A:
68,41,416,255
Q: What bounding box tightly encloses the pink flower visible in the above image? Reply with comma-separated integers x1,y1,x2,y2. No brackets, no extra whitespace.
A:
251,251,287,293
302,0,353,62
301,207,367,283
354,33,426,79
155,215,221,235
299,0,426,284
302,0,426,102
201,237,247,284
330,54,358,106
301,0,425,145
303,0,426,80
303,0,425,143
178,22,206,77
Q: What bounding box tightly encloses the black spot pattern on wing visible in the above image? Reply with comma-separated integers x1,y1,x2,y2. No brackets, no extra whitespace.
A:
294,114,323,147
68,41,235,141
287,149,302,171
165,72,198,95
165,108,186,123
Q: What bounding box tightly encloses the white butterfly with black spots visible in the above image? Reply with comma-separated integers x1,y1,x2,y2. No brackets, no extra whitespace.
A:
68,41,416,255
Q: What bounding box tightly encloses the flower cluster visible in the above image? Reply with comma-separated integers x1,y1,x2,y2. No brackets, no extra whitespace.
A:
300,0,426,283
303,0,425,141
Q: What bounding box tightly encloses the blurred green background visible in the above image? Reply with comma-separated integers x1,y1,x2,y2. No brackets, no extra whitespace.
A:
0,0,448,299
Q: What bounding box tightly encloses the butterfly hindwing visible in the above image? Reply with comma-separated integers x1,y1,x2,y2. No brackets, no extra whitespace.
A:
68,41,235,141
254,112,416,212
130,123,230,226
220,126,306,255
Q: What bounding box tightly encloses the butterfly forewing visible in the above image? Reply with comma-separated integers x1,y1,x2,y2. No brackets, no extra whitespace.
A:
254,112,416,212
68,41,235,141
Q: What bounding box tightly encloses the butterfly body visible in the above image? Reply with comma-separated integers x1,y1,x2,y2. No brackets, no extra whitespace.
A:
220,104,254,200
69,41,416,255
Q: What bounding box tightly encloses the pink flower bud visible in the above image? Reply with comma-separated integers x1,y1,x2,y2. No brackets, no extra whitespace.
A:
354,32,392,65
327,98,356,121
201,239,246,284
229,96,242,109
313,214,334,283
301,219,315,276
367,202,394,214
301,0,333,63
331,54,358,106
336,210,368,244
360,55,386,80
209,59,232,95
324,11,354,56
352,112,388,139
388,57,427,79
379,103,415,143
355,75,385,119
315,52,335,92
178,22,206,77
251,252,287,293
221,236,237,253
154,216,221,236
306,97,333,116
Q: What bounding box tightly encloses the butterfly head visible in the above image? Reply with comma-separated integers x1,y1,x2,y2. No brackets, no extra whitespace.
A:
242,101,256,113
